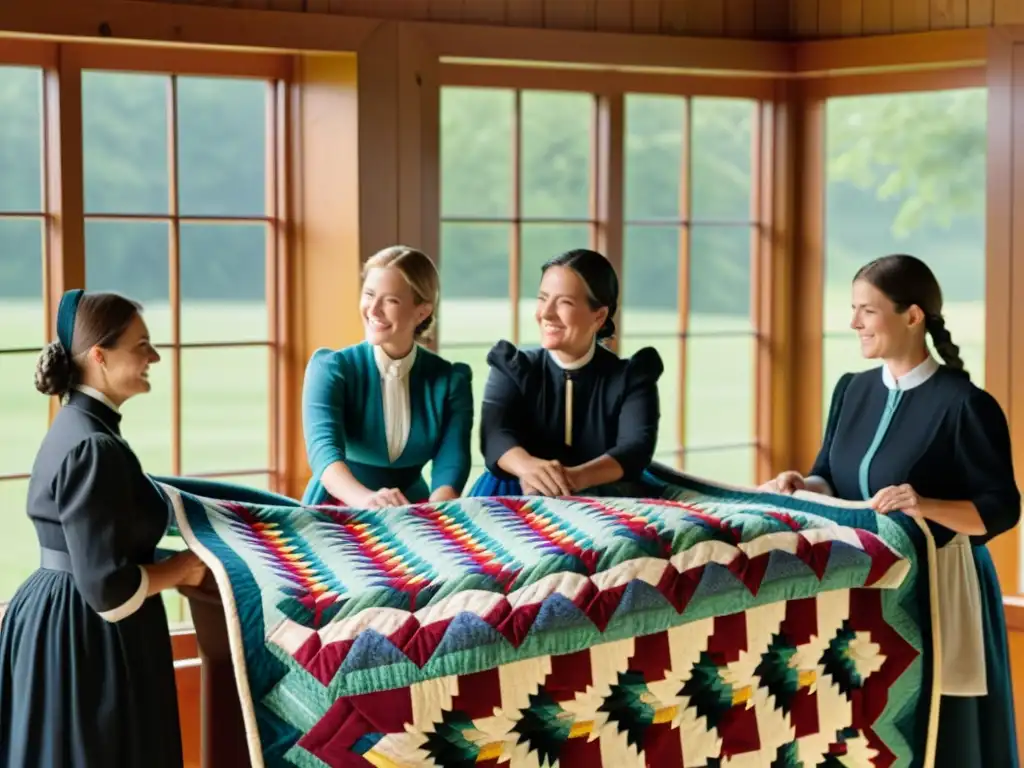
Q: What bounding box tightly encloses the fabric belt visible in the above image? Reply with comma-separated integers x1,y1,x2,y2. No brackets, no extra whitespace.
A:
40,547,73,573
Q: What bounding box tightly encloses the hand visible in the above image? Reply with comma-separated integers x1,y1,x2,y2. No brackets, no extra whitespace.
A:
520,480,538,496
362,487,410,509
761,470,806,494
870,484,921,516
518,457,572,497
174,551,208,588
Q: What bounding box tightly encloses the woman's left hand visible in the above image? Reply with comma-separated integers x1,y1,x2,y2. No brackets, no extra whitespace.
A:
870,484,921,517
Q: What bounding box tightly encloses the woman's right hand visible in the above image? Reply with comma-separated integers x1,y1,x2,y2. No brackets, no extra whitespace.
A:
761,470,806,494
362,487,410,509
518,457,572,497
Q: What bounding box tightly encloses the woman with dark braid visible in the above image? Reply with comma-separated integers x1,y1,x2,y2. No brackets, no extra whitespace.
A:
762,254,1019,767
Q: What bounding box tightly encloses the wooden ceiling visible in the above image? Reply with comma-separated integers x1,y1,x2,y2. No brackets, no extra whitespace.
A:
128,0,1010,40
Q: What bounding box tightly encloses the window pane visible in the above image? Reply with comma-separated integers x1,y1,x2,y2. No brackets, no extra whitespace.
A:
441,87,513,219
177,76,267,217
435,343,491,480
0,218,44,349
83,71,169,215
685,334,754,448
439,222,511,344
0,479,33,599
119,355,173,475
181,222,267,344
691,97,754,222
622,225,678,333
684,445,755,487
85,220,171,344
518,223,592,344
181,347,270,475
521,91,592,219
690,225,752,333
822,333,876,411
0,353,49,475
823,89,986,396
624,94,683,221
0,66,43,213
619,335,681,455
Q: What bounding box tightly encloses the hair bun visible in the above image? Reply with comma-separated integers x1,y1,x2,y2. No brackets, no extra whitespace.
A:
35,341,72,397
597,316,616,341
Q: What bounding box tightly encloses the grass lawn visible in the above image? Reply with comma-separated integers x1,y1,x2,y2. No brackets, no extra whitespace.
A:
0,294,987,618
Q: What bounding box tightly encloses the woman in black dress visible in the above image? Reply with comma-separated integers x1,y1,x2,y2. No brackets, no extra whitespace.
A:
467,248,664,497
762,254,1020,767
0,289,207,768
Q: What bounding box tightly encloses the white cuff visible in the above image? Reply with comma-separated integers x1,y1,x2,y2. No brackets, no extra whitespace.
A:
97,566,149,623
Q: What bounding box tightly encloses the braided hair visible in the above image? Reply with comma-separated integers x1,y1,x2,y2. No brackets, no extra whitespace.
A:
854,254,969,379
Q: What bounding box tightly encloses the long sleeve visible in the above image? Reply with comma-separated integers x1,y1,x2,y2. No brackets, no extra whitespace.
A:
302,349,348,483
605,347,664,479
955,388,1021,544
808,372,853,492
430,363,474,493
54,436,149,622
480,341,528,475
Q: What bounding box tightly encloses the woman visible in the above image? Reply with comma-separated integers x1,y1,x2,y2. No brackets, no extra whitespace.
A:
469,248,663,497
0,289,207,768
301,245,473,508
763,254,1019,767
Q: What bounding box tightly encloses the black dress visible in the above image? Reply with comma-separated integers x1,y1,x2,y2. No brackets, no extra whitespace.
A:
811,361,1020,768
467,339,664,495
0,390,183,768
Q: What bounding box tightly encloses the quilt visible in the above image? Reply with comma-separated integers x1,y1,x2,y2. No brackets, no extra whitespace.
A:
164,472,937,768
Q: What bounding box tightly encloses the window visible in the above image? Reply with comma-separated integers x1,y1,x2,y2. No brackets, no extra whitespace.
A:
70,69,282,625
822,88,987,412
438,86,597,487
622,94,758,485
0,64,46,601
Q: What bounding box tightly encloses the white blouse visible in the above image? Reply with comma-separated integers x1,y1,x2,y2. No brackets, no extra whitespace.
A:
373,344,417,462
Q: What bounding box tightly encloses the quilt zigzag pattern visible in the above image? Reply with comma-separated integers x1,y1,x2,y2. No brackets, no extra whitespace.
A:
167,475,932,768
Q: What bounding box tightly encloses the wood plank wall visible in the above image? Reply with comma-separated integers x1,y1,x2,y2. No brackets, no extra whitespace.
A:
132,0,1024,38
789,0,1022,37
136,0,791,38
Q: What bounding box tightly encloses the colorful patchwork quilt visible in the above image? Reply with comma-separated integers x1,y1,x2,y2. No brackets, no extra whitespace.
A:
163,471,937,768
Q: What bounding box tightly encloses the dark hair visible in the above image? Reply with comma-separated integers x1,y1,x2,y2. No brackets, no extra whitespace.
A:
35,292,143,397
541,249,619,340
854,254,967,377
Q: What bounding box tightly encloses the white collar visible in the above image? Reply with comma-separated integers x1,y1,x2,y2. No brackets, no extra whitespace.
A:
373,343,417,381
74,384,121,413
881,356,940,391
548,339,597,371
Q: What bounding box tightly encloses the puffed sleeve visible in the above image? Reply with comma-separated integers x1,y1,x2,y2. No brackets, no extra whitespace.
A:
302,348,348,484
480,340,533,474
606,347,664,479
430,362,474,493
954,387,1021,544
54,436,150,622
808,372,853,493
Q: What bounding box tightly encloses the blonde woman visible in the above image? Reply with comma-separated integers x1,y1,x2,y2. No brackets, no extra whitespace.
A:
300,246,473,508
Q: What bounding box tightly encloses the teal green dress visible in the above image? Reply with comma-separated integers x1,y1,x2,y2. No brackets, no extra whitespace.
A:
300,342,473,506
812,357,1019,768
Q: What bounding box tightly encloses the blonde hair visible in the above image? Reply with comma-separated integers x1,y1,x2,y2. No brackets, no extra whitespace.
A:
362,245,440,340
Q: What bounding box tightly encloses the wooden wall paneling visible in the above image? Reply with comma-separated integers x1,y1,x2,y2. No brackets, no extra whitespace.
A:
994,0,1024,25
630,0,662,34
985,27,1020,594
789,83,825,474
816,0,845,37
0,0,380,54
792,28,987,75
418,22,792,74
287,52,362,495
595,0,633,33
971,0,995,26
725,0,758,38
790,0,820,37
861,0,893,34
931,0,969,29
505,0,545,28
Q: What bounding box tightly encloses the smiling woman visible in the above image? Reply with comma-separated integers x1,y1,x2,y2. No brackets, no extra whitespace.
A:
467,248,665,499
299,245,475,511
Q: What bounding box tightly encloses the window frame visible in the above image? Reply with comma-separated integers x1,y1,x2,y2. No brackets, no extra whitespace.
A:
0,39,294,623
437,63,779,485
